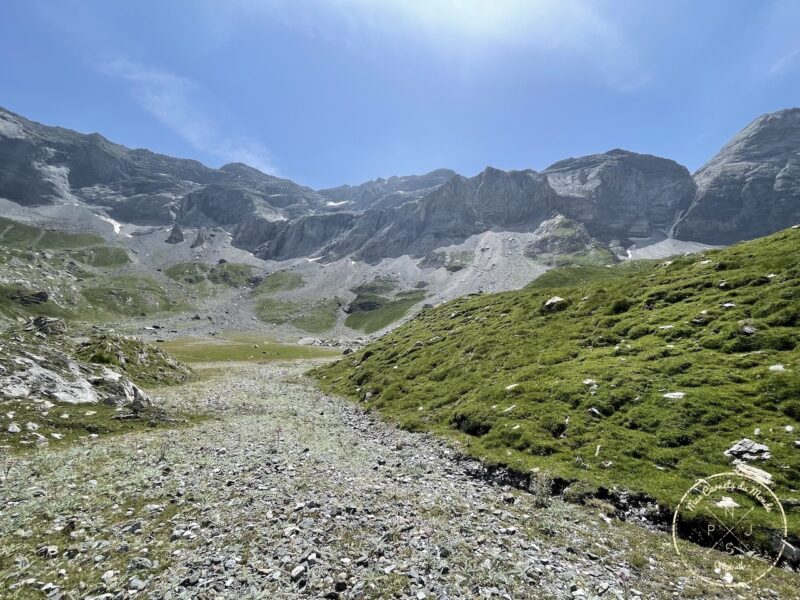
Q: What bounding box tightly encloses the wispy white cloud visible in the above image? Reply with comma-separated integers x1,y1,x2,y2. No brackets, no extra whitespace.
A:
102,58,278,174
230,0,648,91
769,47,800,75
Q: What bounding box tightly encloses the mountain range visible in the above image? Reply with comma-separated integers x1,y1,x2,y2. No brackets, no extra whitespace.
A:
2,105,798,264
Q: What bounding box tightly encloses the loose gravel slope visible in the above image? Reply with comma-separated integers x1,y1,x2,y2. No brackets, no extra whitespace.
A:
1,360,798,599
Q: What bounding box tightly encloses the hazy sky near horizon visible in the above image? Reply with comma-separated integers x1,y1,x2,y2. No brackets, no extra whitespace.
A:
2,0,800,188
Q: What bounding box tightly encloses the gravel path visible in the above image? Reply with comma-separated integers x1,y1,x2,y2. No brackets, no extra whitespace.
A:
2,360,798,600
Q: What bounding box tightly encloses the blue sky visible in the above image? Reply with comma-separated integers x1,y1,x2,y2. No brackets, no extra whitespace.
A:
2,0,800,188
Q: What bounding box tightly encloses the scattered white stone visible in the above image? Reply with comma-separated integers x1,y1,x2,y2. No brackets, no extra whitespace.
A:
51,433,63,440
25,422,38,432
7,422,20,433
786,425,795,433
735,463,774,486
504,383,519,391
754,427,761,436
658,325,674,330
722,302,736,308
663,392,685,399
724,438,771,461
502,404,516,413
544,296,566,309
2,384,30,398
769,364,786,372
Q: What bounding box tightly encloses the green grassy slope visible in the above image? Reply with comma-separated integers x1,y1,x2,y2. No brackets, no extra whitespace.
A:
344,278,427,333
254,270,305,294
314,227,800,543
164,262,254,287
0,217,105,249
161,334,340,362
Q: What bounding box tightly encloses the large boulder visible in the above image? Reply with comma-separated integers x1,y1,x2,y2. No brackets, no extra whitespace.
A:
724,438,771,462
165,223,185,244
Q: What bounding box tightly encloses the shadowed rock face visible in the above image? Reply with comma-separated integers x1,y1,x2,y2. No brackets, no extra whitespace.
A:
165,224,185,244
0,106,324,225
675,108,800,244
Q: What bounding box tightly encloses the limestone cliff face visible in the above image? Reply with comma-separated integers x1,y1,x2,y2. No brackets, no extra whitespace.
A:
674,108,800,244
2,104,799,263
0,106,324,226
542,150,695,239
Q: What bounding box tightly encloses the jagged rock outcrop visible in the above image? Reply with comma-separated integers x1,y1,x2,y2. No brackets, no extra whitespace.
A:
165,223,185,244
2,104,799,263
190,227,212,249
318,169,457,211
675,108,800,243
258,156,692,264
0,106,324,224
0,337,152,407
525,215,595,256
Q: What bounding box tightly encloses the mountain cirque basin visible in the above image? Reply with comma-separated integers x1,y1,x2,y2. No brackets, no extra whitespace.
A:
0,105,799,598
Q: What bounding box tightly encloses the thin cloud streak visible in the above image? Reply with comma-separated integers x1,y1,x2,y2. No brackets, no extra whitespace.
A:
769,48,800,75
102,58,278,174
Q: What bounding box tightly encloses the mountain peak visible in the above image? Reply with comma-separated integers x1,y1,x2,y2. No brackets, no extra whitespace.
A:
674,107,800,244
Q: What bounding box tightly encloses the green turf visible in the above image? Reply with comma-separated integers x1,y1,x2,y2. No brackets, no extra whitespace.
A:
164,262,254,287
67,245,130,267
350,277,398,295
81,275,181,317
76,334,195,386
164,262,210,284
255,270,305,294
255,297,341,333
527,261,655,290
254,297,296,324
206,263,254,287
0,217,105,249
0,284,71,320
290,299,340,334
160,334,340,362
344,290,426,333
314,227,800,548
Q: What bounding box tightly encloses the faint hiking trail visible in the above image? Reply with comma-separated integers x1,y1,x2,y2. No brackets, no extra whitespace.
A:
2,360,798,599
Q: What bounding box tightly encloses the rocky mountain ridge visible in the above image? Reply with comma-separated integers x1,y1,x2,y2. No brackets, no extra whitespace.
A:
1,105,798,264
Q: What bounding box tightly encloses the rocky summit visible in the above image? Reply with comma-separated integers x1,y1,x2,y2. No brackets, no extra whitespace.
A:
675,108,800,243
1,106,799,265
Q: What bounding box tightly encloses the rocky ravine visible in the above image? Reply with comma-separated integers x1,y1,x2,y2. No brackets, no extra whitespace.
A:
2,359,799,600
